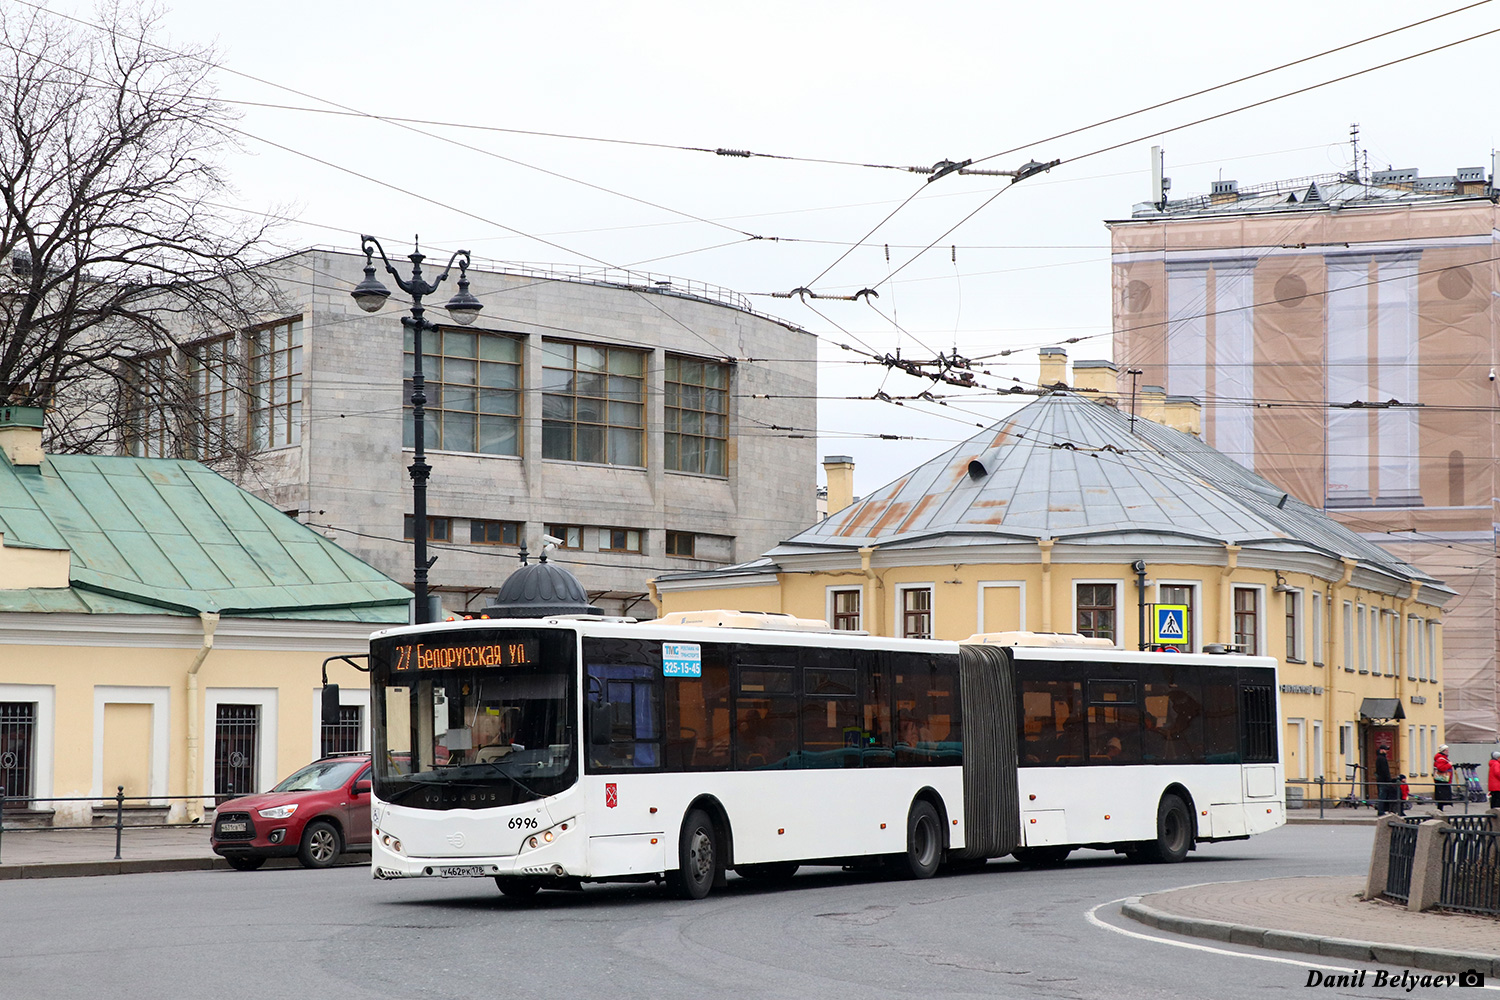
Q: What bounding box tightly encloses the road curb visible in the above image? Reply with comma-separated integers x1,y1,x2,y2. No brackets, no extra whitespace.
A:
1120,900,1500,978
0,857,225,880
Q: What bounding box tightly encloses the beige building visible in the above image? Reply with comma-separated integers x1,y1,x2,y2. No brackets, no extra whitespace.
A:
653,360,1453,790
0,406,409,825
1109,163,1500,741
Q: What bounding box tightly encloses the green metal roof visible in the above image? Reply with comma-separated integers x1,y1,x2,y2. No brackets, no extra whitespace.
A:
0,453,411,620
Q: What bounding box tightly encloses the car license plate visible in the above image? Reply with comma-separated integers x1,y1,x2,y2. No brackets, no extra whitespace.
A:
439,866,484,878
219,822,247,833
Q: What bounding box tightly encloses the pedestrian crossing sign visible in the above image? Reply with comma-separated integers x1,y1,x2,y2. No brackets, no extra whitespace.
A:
1153,605,1188,644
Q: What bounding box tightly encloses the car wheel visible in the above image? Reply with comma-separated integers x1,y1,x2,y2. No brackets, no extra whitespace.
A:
669,809,718,900
894,800,943,880
225,855,266,872
298,820,342,869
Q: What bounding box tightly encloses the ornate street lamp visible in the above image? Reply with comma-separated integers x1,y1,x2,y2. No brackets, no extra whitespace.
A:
352,236,482,624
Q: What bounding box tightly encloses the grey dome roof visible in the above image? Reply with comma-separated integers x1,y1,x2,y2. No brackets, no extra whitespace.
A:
482,560,600,618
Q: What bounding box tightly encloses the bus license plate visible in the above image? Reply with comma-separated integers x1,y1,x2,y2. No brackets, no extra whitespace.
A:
439,866,484,878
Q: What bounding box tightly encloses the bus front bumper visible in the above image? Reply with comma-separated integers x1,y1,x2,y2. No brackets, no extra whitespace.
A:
372,817,587,880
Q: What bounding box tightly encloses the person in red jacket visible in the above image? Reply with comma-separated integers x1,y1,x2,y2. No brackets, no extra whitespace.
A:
1432,744,1454,811
1489,750,1500,810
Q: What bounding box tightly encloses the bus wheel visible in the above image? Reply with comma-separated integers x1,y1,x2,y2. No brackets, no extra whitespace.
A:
496,877,542,898
1140,794,1192,863
736,862,798,883
896,800,943,879
1013,846,1071,868
671,809,718,899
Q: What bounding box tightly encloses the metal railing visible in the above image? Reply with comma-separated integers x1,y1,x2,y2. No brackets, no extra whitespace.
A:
1383,816,1423,902
1286,776,1489,820
1439,823,1500,916
0,785,212,864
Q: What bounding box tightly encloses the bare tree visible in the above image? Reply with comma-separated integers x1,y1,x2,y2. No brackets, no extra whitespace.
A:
0,1,277,460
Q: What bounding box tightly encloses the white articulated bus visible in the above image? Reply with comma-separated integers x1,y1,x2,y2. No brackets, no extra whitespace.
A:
366,613,1283,898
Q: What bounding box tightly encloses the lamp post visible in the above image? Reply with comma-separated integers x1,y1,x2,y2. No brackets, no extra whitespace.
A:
351,236,483,624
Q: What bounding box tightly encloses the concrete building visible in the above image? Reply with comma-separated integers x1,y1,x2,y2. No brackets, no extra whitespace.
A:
0,405,410,825
653,357,1453,792
121,249,818,617
1109,159,1500,741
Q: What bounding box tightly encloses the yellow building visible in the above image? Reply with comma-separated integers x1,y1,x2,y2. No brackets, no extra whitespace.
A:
0,406,410,825
653,357,1454,794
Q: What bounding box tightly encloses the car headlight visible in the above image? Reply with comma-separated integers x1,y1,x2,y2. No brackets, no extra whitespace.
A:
258,804,298,819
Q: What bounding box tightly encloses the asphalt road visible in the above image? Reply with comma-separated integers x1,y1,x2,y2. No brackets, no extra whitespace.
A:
0,824,1392,1000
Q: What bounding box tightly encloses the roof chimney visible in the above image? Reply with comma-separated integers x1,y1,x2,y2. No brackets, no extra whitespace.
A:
1163,395,1202,437
1139,385,1167,425
1210,179,1239,204
1038,348,1068,389
0,406,44,467
1072,360,1119,404
823,455,856,516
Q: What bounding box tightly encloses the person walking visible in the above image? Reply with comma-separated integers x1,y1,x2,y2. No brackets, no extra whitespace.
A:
1374,747,1397,816
1432,744,1454,811
1489,750,1500,810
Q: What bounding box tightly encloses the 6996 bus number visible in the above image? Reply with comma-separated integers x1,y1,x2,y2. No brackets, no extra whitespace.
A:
508,817,538,830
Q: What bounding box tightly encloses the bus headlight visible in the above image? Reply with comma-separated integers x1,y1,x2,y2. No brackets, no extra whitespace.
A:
520,818,573,854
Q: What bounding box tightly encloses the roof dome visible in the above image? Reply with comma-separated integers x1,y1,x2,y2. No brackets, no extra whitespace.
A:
482,557,600,618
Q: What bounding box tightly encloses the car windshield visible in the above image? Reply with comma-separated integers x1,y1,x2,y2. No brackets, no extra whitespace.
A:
272,759,365,792
370,627,578,810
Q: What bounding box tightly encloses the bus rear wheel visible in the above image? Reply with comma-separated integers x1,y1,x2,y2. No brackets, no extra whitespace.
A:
671,809,719,900
1139,794,1192,863
895,800,943,880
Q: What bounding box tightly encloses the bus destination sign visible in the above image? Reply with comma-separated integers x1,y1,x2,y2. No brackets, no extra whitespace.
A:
391,638,538,672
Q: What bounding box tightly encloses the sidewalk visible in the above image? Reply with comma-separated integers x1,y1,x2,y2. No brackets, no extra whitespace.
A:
1125,876,1500,977
0,826,360,878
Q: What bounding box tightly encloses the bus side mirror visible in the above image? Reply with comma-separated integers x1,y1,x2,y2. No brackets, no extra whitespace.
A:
589,703,612,746
321,684,340,726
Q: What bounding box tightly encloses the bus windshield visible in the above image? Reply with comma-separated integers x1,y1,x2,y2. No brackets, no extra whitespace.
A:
370,628,578,810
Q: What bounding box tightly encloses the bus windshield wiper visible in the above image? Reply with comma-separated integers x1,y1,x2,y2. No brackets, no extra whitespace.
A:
466,758,543,800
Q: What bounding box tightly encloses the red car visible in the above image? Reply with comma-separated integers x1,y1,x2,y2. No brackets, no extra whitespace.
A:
211,753,372,870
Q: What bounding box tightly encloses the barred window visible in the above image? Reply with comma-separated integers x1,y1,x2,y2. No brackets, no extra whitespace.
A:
125,351,172,458
541,342,644,466
186,335,238,461
665,355,729,476
405,328,520,455
0,701,36,798
470,519,519,546
250,317,302,449
320,705,363,756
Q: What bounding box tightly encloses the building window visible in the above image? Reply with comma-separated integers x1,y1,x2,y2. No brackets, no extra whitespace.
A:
541,341,644,466
665,354,729,476
545,524,583,550
249,317,302,450
1233,587,1259,655
665,531,695,557
1356,604,1368,673
831,589,861,631
1076,584,1116,642
1312,592,1324,666
1342,602,1354,670
213,704,259,799
320,705,363,756
0,701,36,799
405,328,521,456
469,519,519,546
125,351,173,458
1285,589,1302,661
1158,584,1195,649
1427,622,1438,682
186,335,238,461
603,528,642,553
901,587,933,639
404,515,451,542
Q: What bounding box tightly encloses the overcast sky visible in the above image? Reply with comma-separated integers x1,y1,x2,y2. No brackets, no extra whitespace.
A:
34,0,1500,496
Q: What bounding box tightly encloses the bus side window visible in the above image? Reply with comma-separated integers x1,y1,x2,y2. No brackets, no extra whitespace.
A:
1019,679,1084,765
892,652,962,766
734,665,797,769
860,652,893,767
1087,679,1141,764
1202,669,1239,763
663,644,731,771
583,638,663,770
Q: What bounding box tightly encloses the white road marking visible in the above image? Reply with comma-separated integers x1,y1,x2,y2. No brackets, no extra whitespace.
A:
1085,896,1500,990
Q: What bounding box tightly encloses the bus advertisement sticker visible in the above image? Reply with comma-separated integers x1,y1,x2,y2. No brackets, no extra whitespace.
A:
662,642,702,677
